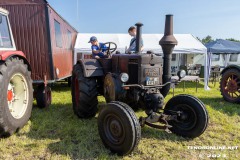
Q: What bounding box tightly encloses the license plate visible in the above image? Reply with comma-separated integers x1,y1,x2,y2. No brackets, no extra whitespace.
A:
144,68,160,77
146,77,159,86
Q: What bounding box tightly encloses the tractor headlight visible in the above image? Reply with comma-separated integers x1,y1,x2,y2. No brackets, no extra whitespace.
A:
177,70,186,79
120,73,129,83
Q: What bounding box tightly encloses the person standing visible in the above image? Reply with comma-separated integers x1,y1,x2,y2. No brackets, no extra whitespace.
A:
126,26,144,53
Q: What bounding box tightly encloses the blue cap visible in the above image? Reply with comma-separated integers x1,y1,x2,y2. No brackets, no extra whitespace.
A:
88,36,97,43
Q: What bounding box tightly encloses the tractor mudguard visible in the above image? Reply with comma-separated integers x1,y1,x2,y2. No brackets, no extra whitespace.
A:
221,65,240,74
0,51,31,71
0,50,25,60
77,59,104,77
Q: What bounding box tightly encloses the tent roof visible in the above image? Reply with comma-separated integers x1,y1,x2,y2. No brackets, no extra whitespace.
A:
205,39,240,54
74,34,207,54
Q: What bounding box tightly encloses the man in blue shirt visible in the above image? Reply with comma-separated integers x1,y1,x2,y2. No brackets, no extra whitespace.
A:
89,36,108,59
126,26,144,53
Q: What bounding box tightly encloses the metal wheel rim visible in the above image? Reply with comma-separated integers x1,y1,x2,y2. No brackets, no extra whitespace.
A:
7,73,29,119
223,73,240,100
103,114,125,145
171,104,197,131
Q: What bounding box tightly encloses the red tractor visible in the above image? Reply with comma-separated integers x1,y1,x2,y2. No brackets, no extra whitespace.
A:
220,65,240,103
0,7,33,137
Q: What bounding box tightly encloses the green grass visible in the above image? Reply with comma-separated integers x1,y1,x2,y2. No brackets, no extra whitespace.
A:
0,81,239,160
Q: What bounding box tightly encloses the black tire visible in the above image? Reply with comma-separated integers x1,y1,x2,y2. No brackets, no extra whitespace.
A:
36,84,52,108
164,94,208,138
67,77,72,87
0,57,33,137
220,68,240,103
98,101,141,155
71,63,98,118
179,94,209,130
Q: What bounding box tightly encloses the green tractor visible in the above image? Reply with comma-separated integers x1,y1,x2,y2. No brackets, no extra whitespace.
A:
220,65,240,103
71,15,209,155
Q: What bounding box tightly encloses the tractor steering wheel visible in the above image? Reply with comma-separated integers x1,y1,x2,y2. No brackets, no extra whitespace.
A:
104,42,117,56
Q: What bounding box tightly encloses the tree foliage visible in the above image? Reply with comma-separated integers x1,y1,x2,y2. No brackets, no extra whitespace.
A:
201,35,214,44
226,38,240,42
197,36,240,44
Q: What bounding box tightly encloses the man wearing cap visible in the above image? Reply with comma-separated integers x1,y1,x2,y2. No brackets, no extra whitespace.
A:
89,36,108,59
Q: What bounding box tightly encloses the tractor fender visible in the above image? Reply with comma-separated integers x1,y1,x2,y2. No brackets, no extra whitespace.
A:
77,59,104,77
221,65,240,75
0,51,31,71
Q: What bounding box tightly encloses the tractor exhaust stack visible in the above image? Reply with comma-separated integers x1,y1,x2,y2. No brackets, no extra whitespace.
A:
135,22,143,53
160,15,178,97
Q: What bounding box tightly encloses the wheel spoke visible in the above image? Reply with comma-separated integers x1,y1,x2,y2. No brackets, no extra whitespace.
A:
234,92,238,97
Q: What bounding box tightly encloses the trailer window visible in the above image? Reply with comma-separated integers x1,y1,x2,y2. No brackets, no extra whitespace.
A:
211,54,220,61
54,20,62,48
229,54,238,62
67,30,72,49
0,14,13,48
172,54,176,61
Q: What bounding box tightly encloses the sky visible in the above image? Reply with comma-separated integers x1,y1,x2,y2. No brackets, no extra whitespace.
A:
48,0,240,40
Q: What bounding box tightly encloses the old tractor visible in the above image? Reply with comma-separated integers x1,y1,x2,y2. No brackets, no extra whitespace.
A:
72,15,209,155
0,8,33,137
220,65,240,103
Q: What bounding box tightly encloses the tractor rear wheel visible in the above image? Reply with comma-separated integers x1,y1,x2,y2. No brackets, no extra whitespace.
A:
71,64,98,118
164,95,208,138
0,57,33,137
98,101,141,155
67,77,72,87
220,68,240,103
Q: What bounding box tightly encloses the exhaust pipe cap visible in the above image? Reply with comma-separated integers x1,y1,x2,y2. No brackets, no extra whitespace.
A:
135,22,143,27
159,14,178,45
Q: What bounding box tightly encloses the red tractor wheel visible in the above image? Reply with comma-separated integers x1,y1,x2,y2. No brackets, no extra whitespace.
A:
220,68,240,103
0,57,33,137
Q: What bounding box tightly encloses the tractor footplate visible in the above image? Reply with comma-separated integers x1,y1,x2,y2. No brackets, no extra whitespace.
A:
139,113,173,133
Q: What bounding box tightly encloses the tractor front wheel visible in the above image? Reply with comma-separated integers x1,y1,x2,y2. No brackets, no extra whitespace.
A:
98,101,141,155
220,68,240,103
164,95,208,138
0,57,33,137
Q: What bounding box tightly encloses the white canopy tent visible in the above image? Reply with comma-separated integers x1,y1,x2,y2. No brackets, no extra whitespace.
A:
74,33,209,90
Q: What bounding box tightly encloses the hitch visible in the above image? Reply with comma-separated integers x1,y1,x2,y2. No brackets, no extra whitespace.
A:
139,112,176,134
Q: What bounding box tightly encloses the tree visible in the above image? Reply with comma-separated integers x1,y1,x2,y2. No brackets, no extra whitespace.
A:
201,35,214,44
226,38,240,42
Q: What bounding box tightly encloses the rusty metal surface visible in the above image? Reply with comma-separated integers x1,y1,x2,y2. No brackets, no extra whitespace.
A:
47,5,77,80
0,0,46,5
79,59,104,77
0,0,77,82
160,15,177,97
0,3,51,81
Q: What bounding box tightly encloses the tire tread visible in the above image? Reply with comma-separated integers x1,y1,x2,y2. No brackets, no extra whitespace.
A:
71,63,98,118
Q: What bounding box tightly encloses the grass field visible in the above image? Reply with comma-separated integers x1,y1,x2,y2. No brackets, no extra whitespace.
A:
0,81,239,160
